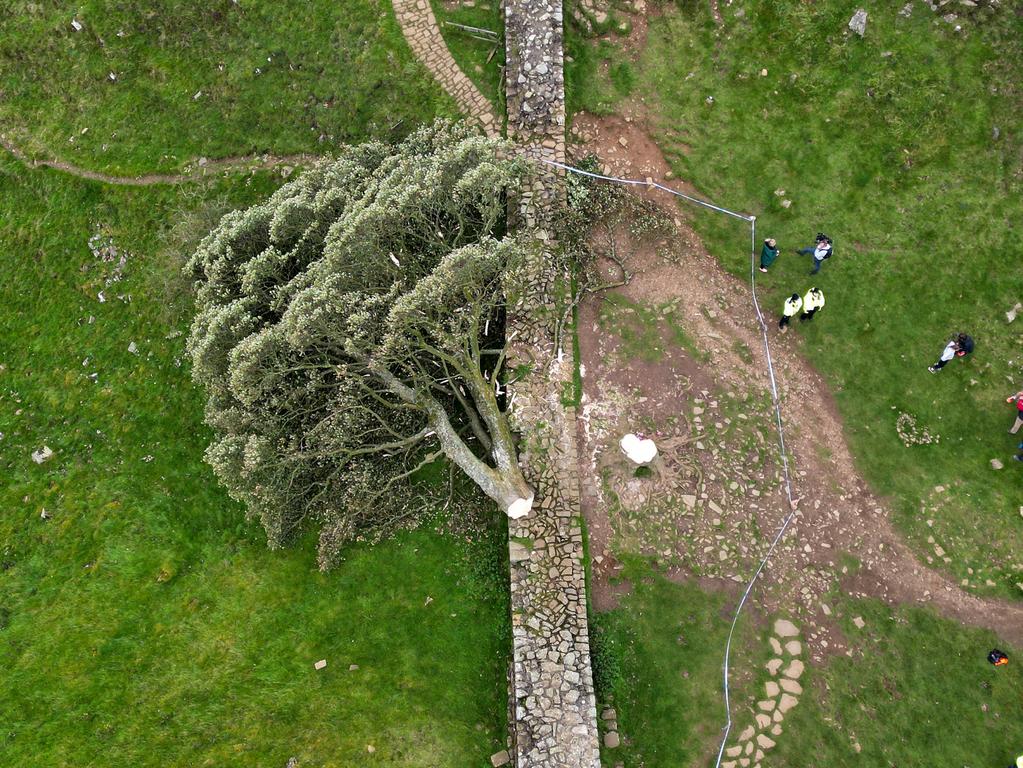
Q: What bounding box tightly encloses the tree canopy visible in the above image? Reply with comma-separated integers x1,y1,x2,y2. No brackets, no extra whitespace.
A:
186,121,533,568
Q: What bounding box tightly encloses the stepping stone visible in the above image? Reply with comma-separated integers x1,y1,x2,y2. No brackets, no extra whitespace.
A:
778,693,799,714
780,678,803,695
758,699,776,712
723,763,737,768
771,724,783,736
490,750,511,767
765,681,780,698
773,709,784,723
783,659,805,679
740,759,750,767
755,713,771,729
785,640,802,656
604,732,620,749
769,637,782,655
755,749,765,762
773,619,799,637
745,740,754,755
726,746,742,758
602,708,617,721
739,725,755,741
757,734,776,749
766,658,783,675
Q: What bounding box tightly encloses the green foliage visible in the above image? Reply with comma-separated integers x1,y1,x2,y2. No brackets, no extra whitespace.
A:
590,611,629,699
630,0,1023,595
0,0,458,174
186,121,527,567
0,155,508,766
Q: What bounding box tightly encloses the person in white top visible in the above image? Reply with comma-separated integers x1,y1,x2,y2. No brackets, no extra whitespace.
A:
928,333,973,373
797,233,833,275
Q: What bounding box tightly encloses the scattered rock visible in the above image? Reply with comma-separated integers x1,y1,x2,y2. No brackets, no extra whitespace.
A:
314,659,327,670
778,693,799,714
1006,302,1021,323
71,18,83,31
848,8,868,36
348,664,359,671
128,341,139,355
756,734,776,749
782,659,804,679
40,508,50,520
773,619,799,638
852,616,866,629
31,446,54,464
490,750,511,767
779,678,802,695
991,458,1004,470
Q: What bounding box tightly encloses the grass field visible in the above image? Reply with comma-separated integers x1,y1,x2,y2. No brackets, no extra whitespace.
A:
0,0,458,175
590,562,761,768
594,562,1023,768
0,150,510,766
593,0,1023,598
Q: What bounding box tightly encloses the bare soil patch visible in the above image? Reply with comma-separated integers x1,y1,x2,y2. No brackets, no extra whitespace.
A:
571,113,1023,654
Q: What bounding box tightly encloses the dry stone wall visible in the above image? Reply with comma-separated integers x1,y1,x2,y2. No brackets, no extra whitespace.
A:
504,0,601,765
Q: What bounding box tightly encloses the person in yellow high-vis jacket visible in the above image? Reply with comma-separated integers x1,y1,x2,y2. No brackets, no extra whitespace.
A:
779,293,802,332
800,287,825,322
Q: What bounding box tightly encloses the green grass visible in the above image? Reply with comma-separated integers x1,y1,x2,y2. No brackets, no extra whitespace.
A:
591,561,762,768
621,0,1023,597
598,563,1023,768
0,0,458,174
0,156,509,766
771,598,1023,767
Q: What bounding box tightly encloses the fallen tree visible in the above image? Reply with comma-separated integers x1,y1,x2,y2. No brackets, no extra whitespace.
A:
186,121,534,568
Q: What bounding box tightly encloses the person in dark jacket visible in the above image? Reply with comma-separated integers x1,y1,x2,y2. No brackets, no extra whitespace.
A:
797,233,833,275
928,333,973,373
759,238,779,273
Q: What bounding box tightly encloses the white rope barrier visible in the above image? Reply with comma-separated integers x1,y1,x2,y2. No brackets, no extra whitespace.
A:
533,156,801,768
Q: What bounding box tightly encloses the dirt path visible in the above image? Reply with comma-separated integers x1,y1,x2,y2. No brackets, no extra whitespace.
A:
0,133,317,186
571,110,1023,653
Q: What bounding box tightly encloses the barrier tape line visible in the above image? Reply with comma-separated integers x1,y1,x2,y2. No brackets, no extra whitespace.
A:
533,157,800,768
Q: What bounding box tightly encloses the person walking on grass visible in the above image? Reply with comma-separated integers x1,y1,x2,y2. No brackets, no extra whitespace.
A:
797,233,833,275
1007,389,1023,434
759,238,780,273
928,332,974,373
779,292,802,332
800,287,825,321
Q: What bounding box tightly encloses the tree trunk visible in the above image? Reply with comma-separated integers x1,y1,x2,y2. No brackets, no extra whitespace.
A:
372,365,534,518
